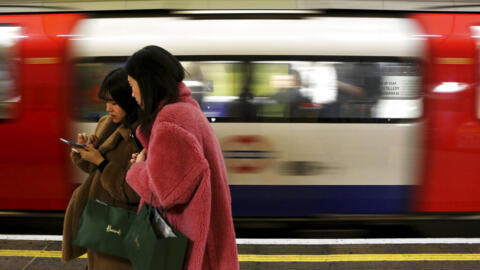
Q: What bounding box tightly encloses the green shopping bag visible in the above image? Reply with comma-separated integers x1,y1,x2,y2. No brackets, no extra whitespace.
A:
124,202,189,270
73,199,135,259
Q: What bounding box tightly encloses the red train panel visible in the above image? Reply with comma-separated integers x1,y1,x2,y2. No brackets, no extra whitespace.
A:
0,14,83,210
412,13,480,211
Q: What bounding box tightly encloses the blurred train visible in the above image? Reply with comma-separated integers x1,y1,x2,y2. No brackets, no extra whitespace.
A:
1,10,480,219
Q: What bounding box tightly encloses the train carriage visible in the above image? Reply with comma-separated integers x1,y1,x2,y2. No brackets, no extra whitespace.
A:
1,11,480,220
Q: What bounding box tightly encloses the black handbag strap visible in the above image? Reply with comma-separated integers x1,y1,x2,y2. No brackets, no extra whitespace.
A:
122,178,138,207
149,192,167,219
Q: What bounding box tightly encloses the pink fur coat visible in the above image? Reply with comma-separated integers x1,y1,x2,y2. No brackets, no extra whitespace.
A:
126,83,239,270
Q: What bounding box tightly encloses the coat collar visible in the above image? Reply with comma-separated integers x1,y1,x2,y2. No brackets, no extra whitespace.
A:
156,82,193,109
97,120,138,154
135,82,198,149
117,122,134,141
178,82,190,98
178,82,199,108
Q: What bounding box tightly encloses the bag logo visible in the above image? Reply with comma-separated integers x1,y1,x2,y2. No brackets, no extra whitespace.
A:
135,236,141,248
106,225,121,236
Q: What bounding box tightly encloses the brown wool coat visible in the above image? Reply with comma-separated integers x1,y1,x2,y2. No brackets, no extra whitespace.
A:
62,116,140,270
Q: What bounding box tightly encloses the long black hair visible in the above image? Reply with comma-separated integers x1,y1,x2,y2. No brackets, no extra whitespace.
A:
125,45,185,136
98,68,139,128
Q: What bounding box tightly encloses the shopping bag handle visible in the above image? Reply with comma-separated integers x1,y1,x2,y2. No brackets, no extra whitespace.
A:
148,192,167,219
147,193,154,217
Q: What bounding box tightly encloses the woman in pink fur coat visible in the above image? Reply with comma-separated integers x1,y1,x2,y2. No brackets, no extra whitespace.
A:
125,45,239,270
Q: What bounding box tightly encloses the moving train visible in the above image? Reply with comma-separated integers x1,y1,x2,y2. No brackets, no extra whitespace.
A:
1,10,479,218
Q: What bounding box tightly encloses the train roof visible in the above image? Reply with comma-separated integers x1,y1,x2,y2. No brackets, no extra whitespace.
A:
71,16,424,58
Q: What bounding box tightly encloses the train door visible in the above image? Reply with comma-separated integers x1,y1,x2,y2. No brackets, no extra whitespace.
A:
413,13,480,212
0,14,82,211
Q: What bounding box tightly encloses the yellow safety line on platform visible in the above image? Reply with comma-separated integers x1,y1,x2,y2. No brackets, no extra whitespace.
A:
2,250,480,262
0,250,87,259
239,254,480,262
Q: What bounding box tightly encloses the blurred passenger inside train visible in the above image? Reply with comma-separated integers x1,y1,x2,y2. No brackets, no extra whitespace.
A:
62,68,141,270
334,62,377,118
275,63,371,119
126,45,239,270
227,62,258,121
271,69,311,118
184,62,207,108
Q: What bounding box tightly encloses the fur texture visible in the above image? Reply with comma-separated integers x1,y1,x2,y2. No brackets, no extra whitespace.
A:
127,83,239,270
62,116,140,270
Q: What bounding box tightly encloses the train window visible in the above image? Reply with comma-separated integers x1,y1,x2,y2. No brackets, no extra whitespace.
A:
188,60,421,122
471,26,480,119
75,61,241,121
183,61,243,118
74,62,124,121
74,59,421,122
0,25,21,120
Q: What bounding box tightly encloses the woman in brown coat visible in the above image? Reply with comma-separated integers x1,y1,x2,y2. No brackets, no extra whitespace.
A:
62,68,141,270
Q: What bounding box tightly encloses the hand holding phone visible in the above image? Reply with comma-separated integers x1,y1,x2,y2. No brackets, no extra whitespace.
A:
61,138,104,165
78,133,98,146
60,138,87,149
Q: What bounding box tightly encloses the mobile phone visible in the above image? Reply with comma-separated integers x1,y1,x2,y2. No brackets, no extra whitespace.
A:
60,138,86,149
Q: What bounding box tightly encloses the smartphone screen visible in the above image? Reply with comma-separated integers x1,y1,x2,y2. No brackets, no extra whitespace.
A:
60,138,86,148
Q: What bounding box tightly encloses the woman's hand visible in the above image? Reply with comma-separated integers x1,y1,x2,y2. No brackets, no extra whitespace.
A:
74,145,105,166
131,149,146,164
77,133,98,146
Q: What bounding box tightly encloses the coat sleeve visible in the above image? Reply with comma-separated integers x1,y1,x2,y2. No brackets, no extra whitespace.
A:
70,151,93,173
61,175,93,262
126,122,209,209
69,116,111,173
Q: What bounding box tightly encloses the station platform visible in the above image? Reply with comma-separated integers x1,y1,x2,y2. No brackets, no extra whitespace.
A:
2,236,480,269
